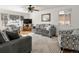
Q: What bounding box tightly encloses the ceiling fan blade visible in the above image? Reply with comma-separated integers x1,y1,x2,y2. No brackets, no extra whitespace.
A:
34,9,39,11
27,5,39,12
33,8,39,11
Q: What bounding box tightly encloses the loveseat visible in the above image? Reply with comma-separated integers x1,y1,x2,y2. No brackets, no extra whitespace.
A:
34,24,56,38
0,30,32,53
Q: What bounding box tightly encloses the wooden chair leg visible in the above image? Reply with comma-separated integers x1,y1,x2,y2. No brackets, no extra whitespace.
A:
60,47,64,53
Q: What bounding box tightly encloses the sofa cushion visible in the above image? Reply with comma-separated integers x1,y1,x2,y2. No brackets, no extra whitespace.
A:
45,26,51,31
6,31,20,41
36,24,39,28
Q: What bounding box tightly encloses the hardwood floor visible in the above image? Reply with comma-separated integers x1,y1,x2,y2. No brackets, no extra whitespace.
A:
19,30,32,36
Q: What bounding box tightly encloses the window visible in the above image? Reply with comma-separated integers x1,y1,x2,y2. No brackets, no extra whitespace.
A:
1,13,8,26
59,10,71,25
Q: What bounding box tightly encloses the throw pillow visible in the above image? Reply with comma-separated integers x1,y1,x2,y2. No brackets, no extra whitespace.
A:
45,26,51,31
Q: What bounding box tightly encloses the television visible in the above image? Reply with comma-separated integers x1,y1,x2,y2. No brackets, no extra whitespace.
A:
23,19,32,24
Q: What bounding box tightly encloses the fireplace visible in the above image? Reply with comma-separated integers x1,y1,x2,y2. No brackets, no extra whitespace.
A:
22,19,32,31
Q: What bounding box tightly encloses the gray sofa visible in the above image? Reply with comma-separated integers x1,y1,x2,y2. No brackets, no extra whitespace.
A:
59,29,79,52
6,25,20,33
0,31,32,53
34,24,56,38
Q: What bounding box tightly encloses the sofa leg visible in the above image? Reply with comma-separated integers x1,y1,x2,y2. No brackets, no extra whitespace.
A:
50,36,52,38
60,48,64,53
28,51,31,53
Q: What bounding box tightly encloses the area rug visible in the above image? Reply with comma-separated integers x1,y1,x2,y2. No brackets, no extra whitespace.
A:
30,33,61,53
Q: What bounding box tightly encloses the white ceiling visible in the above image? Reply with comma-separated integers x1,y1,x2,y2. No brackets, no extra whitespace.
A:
0,5,26,13
23,5,64,11
0,5,67,13
37,5,63,9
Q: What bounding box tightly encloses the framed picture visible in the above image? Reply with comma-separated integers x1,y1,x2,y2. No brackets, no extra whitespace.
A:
41,13,51,22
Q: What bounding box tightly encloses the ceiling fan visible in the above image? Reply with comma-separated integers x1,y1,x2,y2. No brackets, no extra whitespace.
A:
28,5,39,12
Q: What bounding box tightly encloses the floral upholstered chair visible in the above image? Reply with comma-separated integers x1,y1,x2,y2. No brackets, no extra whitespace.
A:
59,29,79,52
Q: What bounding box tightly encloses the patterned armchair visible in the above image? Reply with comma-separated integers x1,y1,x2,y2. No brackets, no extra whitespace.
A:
61,34,79,51
58,30,79,52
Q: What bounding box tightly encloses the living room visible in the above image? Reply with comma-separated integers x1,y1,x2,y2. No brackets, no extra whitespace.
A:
0,5,79,53
31,5,79,53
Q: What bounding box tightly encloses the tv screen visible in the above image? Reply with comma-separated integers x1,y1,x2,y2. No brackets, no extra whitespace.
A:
23,19,32,24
